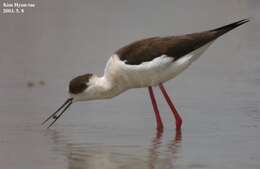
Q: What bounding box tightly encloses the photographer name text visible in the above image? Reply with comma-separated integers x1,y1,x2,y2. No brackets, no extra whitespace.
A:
2,2,35,14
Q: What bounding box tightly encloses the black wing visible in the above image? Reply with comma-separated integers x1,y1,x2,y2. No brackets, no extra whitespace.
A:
116,19,249,65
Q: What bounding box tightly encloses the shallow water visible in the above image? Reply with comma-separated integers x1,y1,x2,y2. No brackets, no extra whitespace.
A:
0,0,260,169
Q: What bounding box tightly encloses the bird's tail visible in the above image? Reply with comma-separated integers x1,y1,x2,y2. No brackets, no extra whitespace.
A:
210,18,250,36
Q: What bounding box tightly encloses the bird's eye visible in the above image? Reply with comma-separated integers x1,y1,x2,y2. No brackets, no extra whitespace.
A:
80,83,86,89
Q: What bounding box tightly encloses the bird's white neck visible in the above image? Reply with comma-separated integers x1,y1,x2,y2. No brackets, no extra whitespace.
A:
91,75,114,98
72,75,123,101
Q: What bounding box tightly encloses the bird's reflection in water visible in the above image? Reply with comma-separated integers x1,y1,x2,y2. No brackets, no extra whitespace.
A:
148,129,182,169
46,129,182,169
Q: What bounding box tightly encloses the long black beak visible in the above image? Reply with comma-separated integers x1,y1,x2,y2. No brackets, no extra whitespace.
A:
42,98,73,128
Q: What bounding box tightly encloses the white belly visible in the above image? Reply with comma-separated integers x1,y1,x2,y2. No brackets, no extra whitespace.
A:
105,42,213,91
120,56,192,88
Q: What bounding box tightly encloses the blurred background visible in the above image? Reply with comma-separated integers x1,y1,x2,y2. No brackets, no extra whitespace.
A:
0,0,259,169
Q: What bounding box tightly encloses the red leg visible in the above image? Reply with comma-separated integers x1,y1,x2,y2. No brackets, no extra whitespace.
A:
148,86,164,131
159,83,182,130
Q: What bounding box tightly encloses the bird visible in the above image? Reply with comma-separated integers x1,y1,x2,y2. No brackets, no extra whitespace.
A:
42,19,250,130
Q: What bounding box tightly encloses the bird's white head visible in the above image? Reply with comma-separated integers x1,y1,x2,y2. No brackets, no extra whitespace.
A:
69,73,114,102
69,73,96,101
42,73,111,128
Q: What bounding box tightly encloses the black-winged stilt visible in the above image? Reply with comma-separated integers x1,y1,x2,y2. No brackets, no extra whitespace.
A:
42,19,249,130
